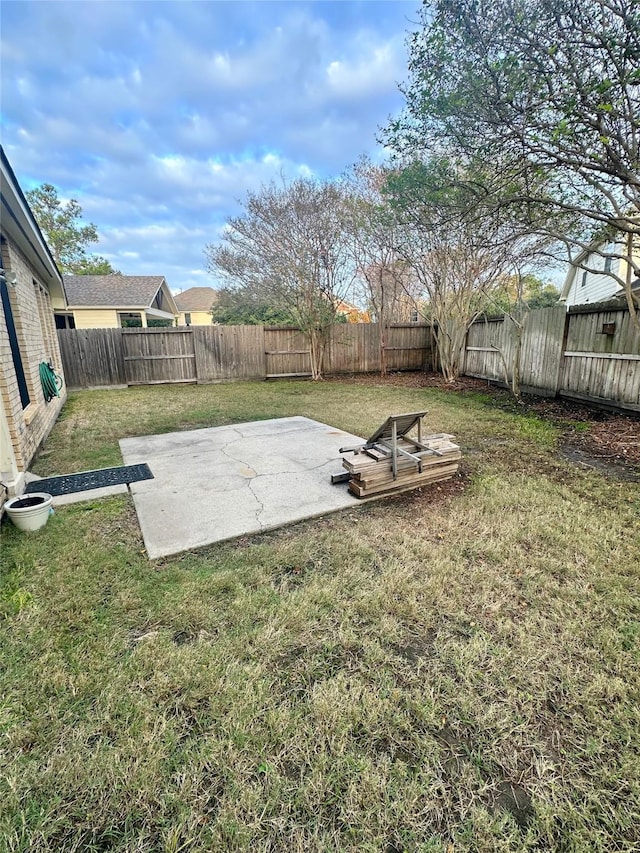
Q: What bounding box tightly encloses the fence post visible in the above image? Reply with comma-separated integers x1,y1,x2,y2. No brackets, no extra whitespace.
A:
461,326,469,377
552,308,570,397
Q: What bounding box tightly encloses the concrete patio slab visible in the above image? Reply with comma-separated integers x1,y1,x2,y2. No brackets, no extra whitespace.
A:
119,417,364,559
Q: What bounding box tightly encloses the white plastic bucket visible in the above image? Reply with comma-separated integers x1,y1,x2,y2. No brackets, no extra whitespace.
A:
4,492,53,531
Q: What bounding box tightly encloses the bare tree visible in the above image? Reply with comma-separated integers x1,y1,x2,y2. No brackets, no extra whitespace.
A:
342,159,418,374
205,178,356,380
395,224,514,381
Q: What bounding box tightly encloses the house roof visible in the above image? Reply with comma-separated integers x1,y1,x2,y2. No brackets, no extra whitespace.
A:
615,278,640,298
63,275,170,308
174,286,218,312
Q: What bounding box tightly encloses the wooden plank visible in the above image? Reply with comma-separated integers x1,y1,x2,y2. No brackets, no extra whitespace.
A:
123,354,196,361
266,372,313,378
465,346,501,352
265,350,311,355
355,475,456,500
349,462,460,497
384,346,430,351
122,327,193,334
563,351,640,361
343,443,460,476
128,379,197,385
354,454,462,487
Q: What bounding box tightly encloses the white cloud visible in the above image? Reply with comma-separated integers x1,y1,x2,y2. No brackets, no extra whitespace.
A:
1,0,415,290
326,37,405,98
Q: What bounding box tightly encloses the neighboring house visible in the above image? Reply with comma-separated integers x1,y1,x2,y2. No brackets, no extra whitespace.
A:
560,238,640,307
58,275,178,328
174,286,217,326
0,147,67,502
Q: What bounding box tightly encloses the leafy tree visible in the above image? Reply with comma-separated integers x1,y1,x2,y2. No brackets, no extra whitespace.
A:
384,158,548,381
26,183,118,274
205,178,356,379
72,255,121,275
524,277,561,310
490,274,561,313
211,287,294,326
387,0,640,315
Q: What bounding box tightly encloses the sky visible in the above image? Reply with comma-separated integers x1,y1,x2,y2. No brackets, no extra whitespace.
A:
1,0,418,292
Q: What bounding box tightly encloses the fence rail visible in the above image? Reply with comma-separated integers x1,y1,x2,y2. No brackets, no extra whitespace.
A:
57,323,434,389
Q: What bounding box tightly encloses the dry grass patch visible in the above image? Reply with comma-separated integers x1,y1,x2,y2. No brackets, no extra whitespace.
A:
2,380,639,852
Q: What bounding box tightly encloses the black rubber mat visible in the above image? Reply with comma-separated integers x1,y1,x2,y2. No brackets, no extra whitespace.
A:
25,463,153,497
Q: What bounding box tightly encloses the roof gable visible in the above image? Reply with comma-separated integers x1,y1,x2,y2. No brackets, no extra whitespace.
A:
63,275,172,309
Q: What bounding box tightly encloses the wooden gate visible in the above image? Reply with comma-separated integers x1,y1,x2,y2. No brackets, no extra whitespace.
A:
122,328,197,385
264,327,312,377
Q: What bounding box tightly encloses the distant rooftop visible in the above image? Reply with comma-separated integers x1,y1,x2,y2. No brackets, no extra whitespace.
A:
174,286,218,312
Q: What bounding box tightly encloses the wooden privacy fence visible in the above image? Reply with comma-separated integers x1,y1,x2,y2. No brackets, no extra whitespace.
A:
464,302,640,412
57,323,433,389
56,306,639,411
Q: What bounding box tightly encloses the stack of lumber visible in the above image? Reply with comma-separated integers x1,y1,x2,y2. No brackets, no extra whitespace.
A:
342,433,461,498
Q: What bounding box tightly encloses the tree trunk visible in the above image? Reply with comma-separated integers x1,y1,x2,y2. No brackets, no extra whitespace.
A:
435,318,466,381
308,327,326,380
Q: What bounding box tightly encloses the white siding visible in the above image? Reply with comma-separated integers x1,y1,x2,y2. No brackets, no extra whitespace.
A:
564,246,622,307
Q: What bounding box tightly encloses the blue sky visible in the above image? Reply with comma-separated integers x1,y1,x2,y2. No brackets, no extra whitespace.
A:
1,0,418,291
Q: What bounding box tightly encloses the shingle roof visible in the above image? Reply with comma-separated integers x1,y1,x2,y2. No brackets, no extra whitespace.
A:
615,278,640,297
63,275,166,308
174,287,218,312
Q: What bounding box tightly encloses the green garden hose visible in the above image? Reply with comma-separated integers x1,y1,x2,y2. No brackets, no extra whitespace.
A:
39,361,63,402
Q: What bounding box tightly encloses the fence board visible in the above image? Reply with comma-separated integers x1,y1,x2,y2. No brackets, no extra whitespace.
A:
194,325,265,381
387,325,432,371
560,304,640,410
520,306,567,393
464,304,639,411
122,329,196,384
264,328,312,377
57,328,126,388
327,323,379,373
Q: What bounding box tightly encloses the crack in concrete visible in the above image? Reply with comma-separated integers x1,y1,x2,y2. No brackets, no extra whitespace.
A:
218,428,266,530
247,478,267,531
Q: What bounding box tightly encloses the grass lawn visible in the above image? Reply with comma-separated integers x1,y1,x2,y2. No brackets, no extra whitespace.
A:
2,379,639,852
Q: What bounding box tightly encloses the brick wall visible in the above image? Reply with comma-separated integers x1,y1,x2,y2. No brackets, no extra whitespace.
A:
0,237,66,477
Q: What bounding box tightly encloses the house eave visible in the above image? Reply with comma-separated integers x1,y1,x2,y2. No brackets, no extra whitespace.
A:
0,147,66,303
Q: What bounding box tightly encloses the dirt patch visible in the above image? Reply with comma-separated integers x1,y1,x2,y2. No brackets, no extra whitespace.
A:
391,628,437,664
559,445,639,481
331,371,492,393
487,779,534,830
